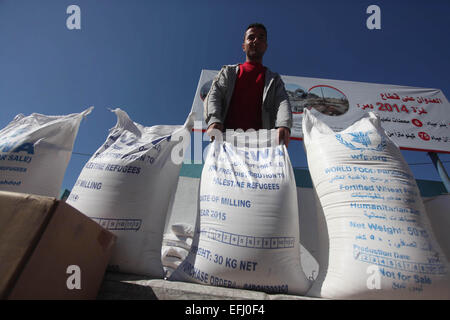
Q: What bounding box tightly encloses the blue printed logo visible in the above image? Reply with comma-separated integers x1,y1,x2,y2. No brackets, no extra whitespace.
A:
335,131,386,152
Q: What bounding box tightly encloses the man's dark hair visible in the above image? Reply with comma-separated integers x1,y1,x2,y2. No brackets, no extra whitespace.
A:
245,23,267,39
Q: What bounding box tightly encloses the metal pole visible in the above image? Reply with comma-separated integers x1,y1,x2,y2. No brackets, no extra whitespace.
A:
427,152,450,193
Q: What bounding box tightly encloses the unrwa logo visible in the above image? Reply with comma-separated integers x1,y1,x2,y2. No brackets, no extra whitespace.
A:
335,131,386,152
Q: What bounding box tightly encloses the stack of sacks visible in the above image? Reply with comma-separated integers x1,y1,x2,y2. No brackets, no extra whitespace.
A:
161,223,195,278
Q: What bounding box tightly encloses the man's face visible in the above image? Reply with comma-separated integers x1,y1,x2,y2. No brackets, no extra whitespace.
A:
242,27,267,62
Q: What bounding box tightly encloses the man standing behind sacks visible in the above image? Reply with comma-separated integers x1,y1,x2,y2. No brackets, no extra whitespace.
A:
167,24,312,295
204,23,292,145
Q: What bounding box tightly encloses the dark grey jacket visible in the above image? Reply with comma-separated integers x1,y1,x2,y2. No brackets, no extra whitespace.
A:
204,64,292,130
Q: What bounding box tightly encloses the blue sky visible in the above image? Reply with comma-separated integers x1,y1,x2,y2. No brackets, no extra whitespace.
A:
1,0,449,193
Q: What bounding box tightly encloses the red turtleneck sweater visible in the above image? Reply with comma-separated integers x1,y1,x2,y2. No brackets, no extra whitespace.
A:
224,61,266,131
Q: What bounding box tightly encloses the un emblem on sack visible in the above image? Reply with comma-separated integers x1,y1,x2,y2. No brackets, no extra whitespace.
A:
335,131,386,152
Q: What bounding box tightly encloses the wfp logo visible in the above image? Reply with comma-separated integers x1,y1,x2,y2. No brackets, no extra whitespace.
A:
335,131,386,152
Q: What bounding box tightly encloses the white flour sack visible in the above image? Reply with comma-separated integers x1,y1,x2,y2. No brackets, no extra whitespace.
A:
0,107,92,197
169,130,311,295
67,108,193,277
302,109,450,299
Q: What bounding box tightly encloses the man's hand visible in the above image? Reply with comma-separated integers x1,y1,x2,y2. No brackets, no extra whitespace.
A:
277,127,290,147
206,122,224,142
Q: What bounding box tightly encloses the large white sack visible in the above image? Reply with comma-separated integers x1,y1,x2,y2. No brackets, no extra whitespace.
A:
302,109,450,299
423,195,450,263
67,108,193,277
169,130,311,295
0,107,92,197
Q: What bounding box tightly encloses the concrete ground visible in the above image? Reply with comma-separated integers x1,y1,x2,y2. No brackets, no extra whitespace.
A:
97,272,324,300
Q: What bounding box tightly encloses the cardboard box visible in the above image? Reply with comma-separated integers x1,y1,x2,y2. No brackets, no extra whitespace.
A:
0,191,116,299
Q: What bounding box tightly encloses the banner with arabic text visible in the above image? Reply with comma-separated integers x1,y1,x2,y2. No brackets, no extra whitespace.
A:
191,70,450,153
